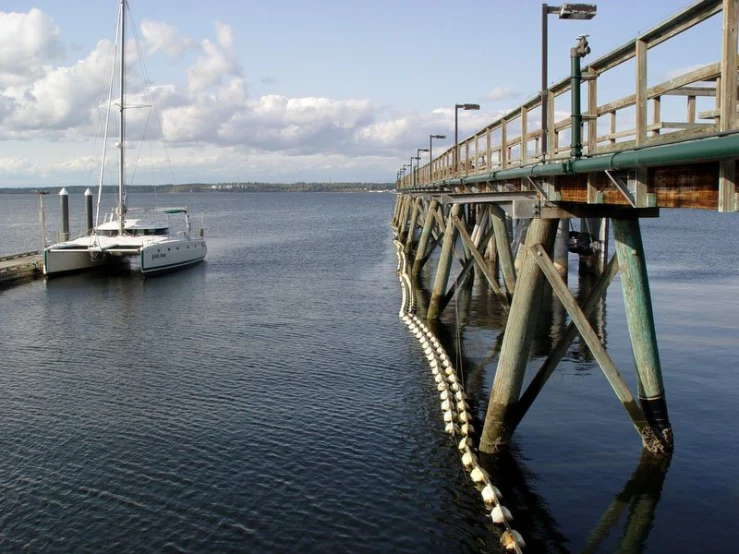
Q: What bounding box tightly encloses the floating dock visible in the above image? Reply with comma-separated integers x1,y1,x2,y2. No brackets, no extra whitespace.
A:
0,251,43,285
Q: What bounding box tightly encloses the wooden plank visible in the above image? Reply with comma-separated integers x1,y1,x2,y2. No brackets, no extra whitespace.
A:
663,86,717,97
719,0,738,131
636,40,648,146
521,106,528,165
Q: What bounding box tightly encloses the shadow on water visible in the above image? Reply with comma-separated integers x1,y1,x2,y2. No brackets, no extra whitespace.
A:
478,449,671,554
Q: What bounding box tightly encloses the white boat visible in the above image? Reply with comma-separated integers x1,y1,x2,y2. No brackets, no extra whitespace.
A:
43,0,206,278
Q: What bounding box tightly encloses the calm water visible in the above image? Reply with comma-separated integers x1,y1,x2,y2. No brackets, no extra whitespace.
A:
0,191,738,553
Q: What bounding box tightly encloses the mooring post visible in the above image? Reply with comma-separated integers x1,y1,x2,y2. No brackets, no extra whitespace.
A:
412,199,438,278
405,197,422,254
59,187,70,242
84,188,94,235
612,217,673,451
427,204,461,319
479,217,558,453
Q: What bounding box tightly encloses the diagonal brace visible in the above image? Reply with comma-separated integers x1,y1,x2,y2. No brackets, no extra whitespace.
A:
452,215,510,309
512,253,619,429
529,243,666,452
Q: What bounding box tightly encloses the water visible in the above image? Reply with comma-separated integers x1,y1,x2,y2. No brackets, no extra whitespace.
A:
1,192,738,553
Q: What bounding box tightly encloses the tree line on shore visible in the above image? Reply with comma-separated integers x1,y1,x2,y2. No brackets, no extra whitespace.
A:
0,182,394,194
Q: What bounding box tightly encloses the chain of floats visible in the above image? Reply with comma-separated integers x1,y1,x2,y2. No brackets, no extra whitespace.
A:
393,239,525,553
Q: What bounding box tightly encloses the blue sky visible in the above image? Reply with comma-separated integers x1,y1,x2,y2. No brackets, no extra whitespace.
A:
0,0,724,187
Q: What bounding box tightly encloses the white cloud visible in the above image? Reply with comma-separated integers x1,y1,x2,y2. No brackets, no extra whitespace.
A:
0,8,64,87
0,156,35,173
187,22,242,93
487,86,521,102
140,19,193,59
0,8,481,184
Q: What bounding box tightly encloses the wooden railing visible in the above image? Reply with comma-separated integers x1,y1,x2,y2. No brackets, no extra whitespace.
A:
400,0,737,189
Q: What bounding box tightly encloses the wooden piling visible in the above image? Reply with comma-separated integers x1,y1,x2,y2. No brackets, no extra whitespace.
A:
479,217,557,453
427,204,461,320
412,199,438,278
490,204,516,298
553,218,569,280
397,196,412,242
612,217,673,450
405,198,422,254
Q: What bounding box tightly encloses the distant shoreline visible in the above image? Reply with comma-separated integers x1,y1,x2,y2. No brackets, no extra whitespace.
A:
0,182,395,194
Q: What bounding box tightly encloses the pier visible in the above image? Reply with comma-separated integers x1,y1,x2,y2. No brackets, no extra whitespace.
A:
0,251,43,285
392,0,738,456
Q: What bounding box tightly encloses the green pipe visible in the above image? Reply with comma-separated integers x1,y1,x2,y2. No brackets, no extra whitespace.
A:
437,132,739,187
571,44,582,159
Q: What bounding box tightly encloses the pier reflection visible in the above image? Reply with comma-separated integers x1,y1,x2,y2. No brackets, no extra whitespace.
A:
414,262,668,553
479,449,671,554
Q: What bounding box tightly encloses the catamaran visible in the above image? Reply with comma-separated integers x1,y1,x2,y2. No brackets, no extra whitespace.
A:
43,0,207,277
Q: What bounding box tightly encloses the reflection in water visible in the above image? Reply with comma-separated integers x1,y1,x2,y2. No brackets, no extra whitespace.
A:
479,449,670,554
412,249,669,553
581,452,670,554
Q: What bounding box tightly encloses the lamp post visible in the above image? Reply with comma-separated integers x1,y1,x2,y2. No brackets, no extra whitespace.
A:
410,156,421,188
429,134,445,182
541,3,597,159
416,148,429,185
454,103,480,175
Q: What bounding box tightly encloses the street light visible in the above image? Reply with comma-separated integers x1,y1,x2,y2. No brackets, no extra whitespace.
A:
410,156,421,188
541,3,596,159
429,134,446,182
454,103,480,174
416,148,429,185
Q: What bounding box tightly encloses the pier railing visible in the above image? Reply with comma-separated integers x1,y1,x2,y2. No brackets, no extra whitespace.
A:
401,0,736,198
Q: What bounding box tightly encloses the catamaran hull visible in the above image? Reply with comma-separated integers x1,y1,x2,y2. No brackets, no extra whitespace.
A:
43,248,110,276
140,240,207,275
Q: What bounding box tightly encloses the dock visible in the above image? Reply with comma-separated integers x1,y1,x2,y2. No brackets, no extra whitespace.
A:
0,251,43,285
392,0,738,458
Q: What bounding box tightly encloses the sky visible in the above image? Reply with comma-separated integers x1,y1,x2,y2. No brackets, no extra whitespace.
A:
0,0,726,187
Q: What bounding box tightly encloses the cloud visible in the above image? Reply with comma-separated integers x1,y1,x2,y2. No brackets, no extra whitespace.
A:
2,39,114,137
140,19,193,59
260,76,278,85
0,8,501,185
0,155,35,173
487,86,522,102
187,22,242,93
0,8,64,87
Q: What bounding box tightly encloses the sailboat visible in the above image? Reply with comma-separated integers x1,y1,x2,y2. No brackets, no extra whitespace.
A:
43,0,207,277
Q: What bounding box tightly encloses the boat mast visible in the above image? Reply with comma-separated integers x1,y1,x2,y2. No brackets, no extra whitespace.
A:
118,0,126,235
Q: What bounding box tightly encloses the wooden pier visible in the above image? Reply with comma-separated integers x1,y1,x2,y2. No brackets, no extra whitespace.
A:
392,0,738,456
0,251,43,285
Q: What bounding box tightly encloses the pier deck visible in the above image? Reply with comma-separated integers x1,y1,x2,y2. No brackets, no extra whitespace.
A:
0,251,43,285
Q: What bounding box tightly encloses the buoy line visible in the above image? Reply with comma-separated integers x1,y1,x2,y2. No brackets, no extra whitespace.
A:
392,239,525,553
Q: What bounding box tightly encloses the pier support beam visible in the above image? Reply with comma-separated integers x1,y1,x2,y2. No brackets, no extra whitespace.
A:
553,218,569,280
412,199,438,278
427,204,461,320
490,204,516,297
405,197,422,254
479,217,558,453
612,218,673,451
397,196,412,242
